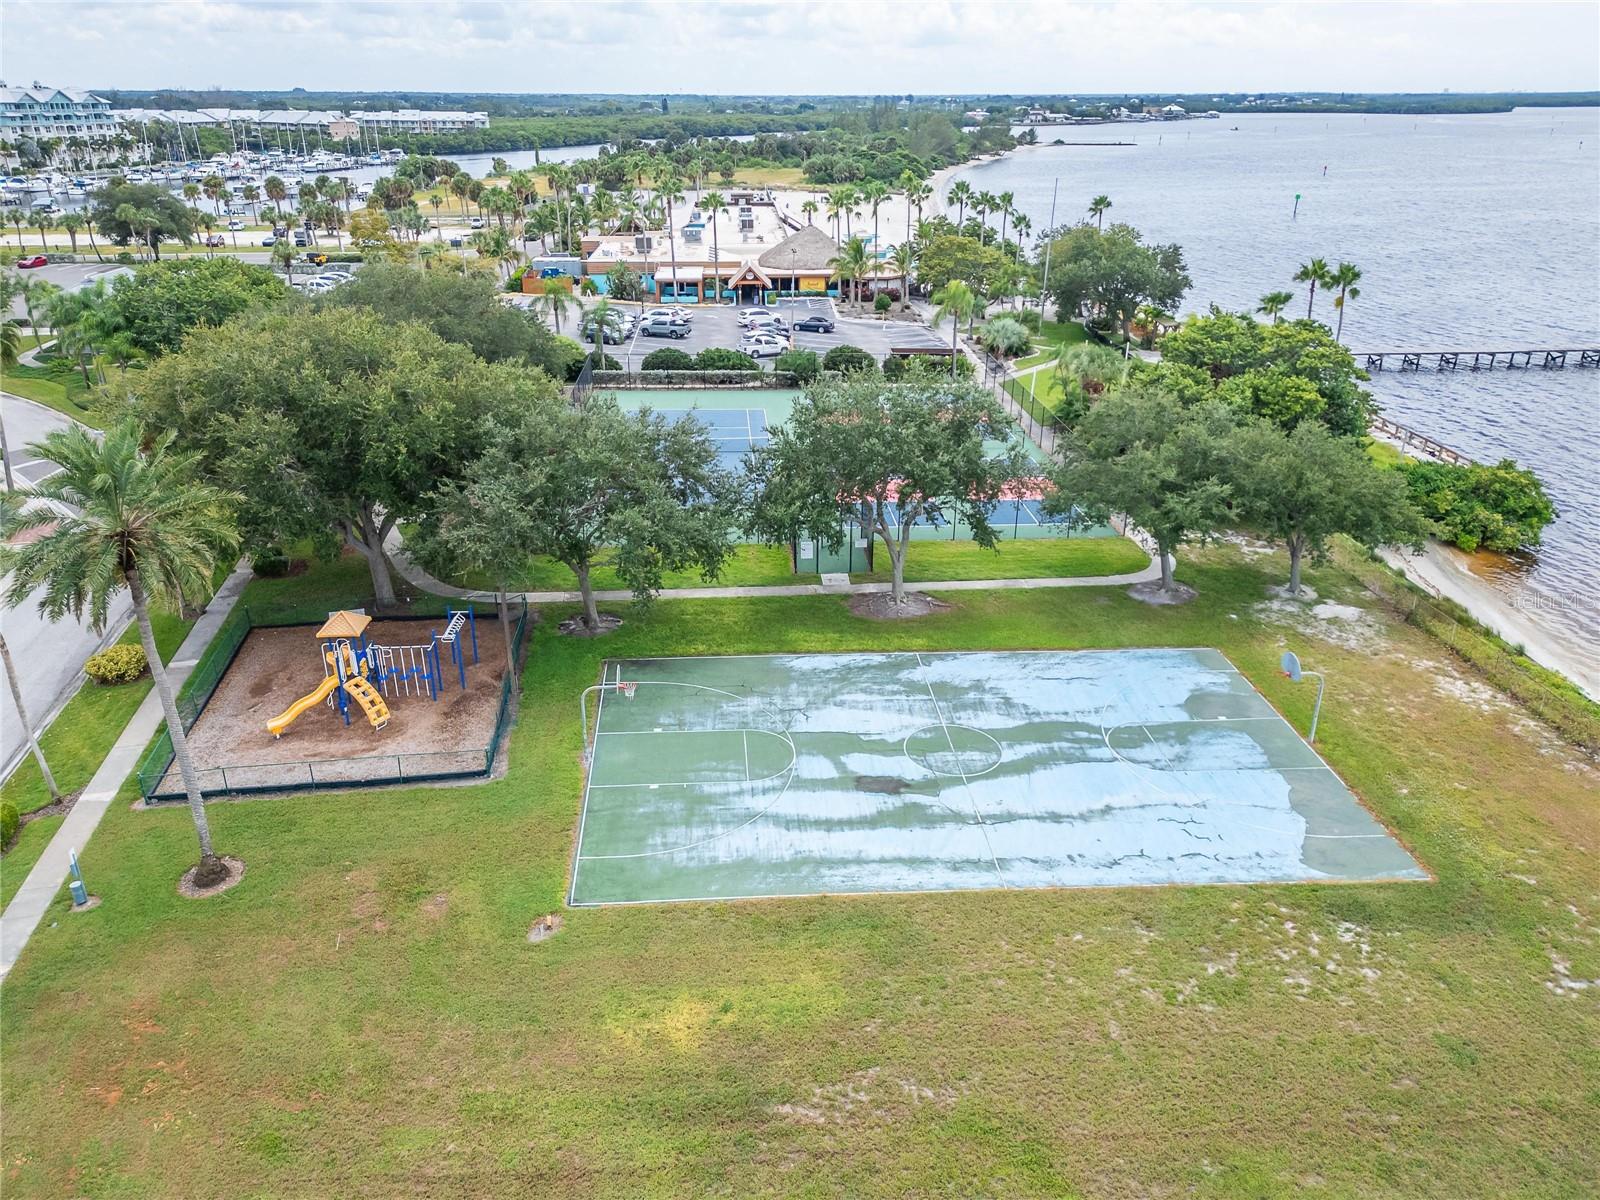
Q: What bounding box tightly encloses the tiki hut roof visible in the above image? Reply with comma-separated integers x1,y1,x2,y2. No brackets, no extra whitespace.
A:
757,225,842,273
316,610,372,639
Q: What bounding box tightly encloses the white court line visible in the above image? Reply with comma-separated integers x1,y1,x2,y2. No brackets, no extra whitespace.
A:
914,651,1006,885
742,730,750,782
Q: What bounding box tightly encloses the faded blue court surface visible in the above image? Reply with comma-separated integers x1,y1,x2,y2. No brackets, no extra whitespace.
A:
570,649,1426,906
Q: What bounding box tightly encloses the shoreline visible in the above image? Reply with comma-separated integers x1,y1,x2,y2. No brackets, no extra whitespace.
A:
1382,542,1597,701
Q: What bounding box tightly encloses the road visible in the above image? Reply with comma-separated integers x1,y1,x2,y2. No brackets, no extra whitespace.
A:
4,261,131,321
0,392,131,779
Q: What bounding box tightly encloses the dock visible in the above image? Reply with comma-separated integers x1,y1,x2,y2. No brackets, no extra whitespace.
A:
1359,348,1600,372
1368,414,1475,467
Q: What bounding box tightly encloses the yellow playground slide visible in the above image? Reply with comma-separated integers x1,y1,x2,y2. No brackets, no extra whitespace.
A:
266,674,341,738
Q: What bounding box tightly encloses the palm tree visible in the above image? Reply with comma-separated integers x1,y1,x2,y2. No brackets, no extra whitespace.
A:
996,190,1015,251
972,191,994,241
584,298,622,381
59,211,85,255
862,179,889,259
700,190,727,302
1089,195,1112,230
1294,258,1332,320
657,171,686,306
800,198,818,227
202,173,226,215
532,280,574,333
948,180,973,227
887,242,917,313
264,174,287,214
182,181,201,223
1257,290,1295,324
931,280,978,378
15,275,59,348
0,423,239,887
4,207,26,249
825,191,844,241
1330,261,1363,341
1010,212,1031,260
0,491,63,801
30,211,54,252
241,183,261,225
829,236,873,312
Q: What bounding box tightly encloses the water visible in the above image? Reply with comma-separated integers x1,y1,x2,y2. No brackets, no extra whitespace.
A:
954,110,1600,661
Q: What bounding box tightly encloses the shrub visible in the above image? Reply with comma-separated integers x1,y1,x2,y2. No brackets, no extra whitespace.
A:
822,345,877,375
1015,309,1042,332
1401,459,1557,553
874,293,893,314
251,546,290,577
582,350,621,372
694,347,759,372
775,349,821,383
1,801,18,850
978,316,1032,358
642,347,696,371
84,644,148,686
884,353,972,382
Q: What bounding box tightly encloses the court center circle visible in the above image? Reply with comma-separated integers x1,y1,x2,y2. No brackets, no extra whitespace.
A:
903,724,1004,778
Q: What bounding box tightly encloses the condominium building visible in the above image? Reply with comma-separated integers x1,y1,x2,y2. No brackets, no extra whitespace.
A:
0,82,118,141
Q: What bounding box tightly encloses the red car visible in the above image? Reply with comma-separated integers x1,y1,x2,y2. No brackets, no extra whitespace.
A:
14,254,48,269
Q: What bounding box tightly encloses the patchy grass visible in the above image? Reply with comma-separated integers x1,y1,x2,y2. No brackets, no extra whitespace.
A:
850,535,1149,583
2,544,1597,1197
0,813,64,908
0,606,193,815
729,166,809,188
459,543,811,594
0,363,100,426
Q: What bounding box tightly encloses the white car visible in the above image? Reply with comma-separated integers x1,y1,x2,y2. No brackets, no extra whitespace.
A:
740,333,787,358
736,308,771,326
227,219,244,231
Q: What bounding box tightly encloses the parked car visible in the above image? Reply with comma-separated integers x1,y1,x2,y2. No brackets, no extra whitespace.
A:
305,251,329,265
227,219,245,231
745,316,789,335
645,306,692,323
469,216,486,230
292,230,309,247
641,317,690,339
736,307,770,325
793,314,836,333
261,234,276,246
580,323,628,345
740,333,787,359
204,233,227,248
14,254,47,269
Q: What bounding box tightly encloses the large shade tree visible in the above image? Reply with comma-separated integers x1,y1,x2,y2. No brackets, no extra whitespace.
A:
1232,417,1426,595
427,396,736,632
131,308,551,608
746,377,1032,605
1046,385,1237,594
1038,222,1190,341
103,256,288,356
0,424,238,886
88,181,195,259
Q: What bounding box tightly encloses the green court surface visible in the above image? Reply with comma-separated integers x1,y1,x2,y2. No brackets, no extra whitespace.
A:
570,649,1426,906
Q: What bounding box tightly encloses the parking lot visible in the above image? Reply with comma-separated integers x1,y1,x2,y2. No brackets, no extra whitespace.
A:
591,297,946,371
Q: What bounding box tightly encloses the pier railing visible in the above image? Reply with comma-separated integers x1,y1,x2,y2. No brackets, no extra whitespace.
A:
1368,415,1475,466
1358,348,1600,372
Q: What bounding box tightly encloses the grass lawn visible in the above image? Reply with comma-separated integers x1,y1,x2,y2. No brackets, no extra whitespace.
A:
0,813,64,909
1005,368,1067,415
1037,319,1091,347
2,544,1597,1196
0,363,100,426
459,543,812,594
730,166,808,188
1,595,205,814
850,535,1148,583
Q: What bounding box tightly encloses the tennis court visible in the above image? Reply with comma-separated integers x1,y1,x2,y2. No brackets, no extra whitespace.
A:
569,650,1426,906
655,406,771,472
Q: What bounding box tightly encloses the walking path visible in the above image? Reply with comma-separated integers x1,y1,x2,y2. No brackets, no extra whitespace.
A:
382,530,1160,604
0,561,254,980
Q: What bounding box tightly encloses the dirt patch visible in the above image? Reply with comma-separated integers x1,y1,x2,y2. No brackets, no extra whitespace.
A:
1128,581,1197,606
848,592,951,620
177,855,246,899
559,613,623,637
527,913,564,943
1266,583,1320,602
420,893,449,921
149,618,509,796
1256,596,1389,654
1,788,85,852
854,775,910,794
70,894,103,913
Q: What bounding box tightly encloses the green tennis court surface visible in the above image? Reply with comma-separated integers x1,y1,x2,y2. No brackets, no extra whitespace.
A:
570,650,1425,906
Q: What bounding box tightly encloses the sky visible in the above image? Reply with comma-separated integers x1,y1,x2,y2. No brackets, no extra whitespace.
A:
2,1,1597,96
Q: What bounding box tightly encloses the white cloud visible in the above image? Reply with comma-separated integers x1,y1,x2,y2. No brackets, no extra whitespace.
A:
1,0,1595,93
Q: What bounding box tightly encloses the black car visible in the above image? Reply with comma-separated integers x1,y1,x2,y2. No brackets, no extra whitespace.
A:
793,315,836,333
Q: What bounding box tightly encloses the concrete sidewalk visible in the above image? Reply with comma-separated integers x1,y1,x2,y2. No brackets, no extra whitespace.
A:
382,529,1161,605
0,561,254,980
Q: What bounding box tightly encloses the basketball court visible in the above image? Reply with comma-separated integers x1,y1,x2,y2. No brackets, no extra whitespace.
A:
569,649,1426,906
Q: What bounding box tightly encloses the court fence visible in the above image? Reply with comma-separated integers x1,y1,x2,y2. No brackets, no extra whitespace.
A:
136,596,530,802
1342,548,1599,752
593,370,800,389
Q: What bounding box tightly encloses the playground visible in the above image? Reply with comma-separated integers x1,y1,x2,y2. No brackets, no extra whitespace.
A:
571,649,1427,905
143,613,511,798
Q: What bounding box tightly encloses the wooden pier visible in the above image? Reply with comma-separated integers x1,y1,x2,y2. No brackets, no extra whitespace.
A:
1368,415,1475,467
1359,348,1600,372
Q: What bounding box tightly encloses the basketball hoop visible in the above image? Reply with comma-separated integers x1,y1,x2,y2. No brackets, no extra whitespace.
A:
618,681,637,700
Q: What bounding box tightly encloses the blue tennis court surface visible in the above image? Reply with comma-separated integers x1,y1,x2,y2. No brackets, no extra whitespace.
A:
570,649,1427,906
656,407,769,471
